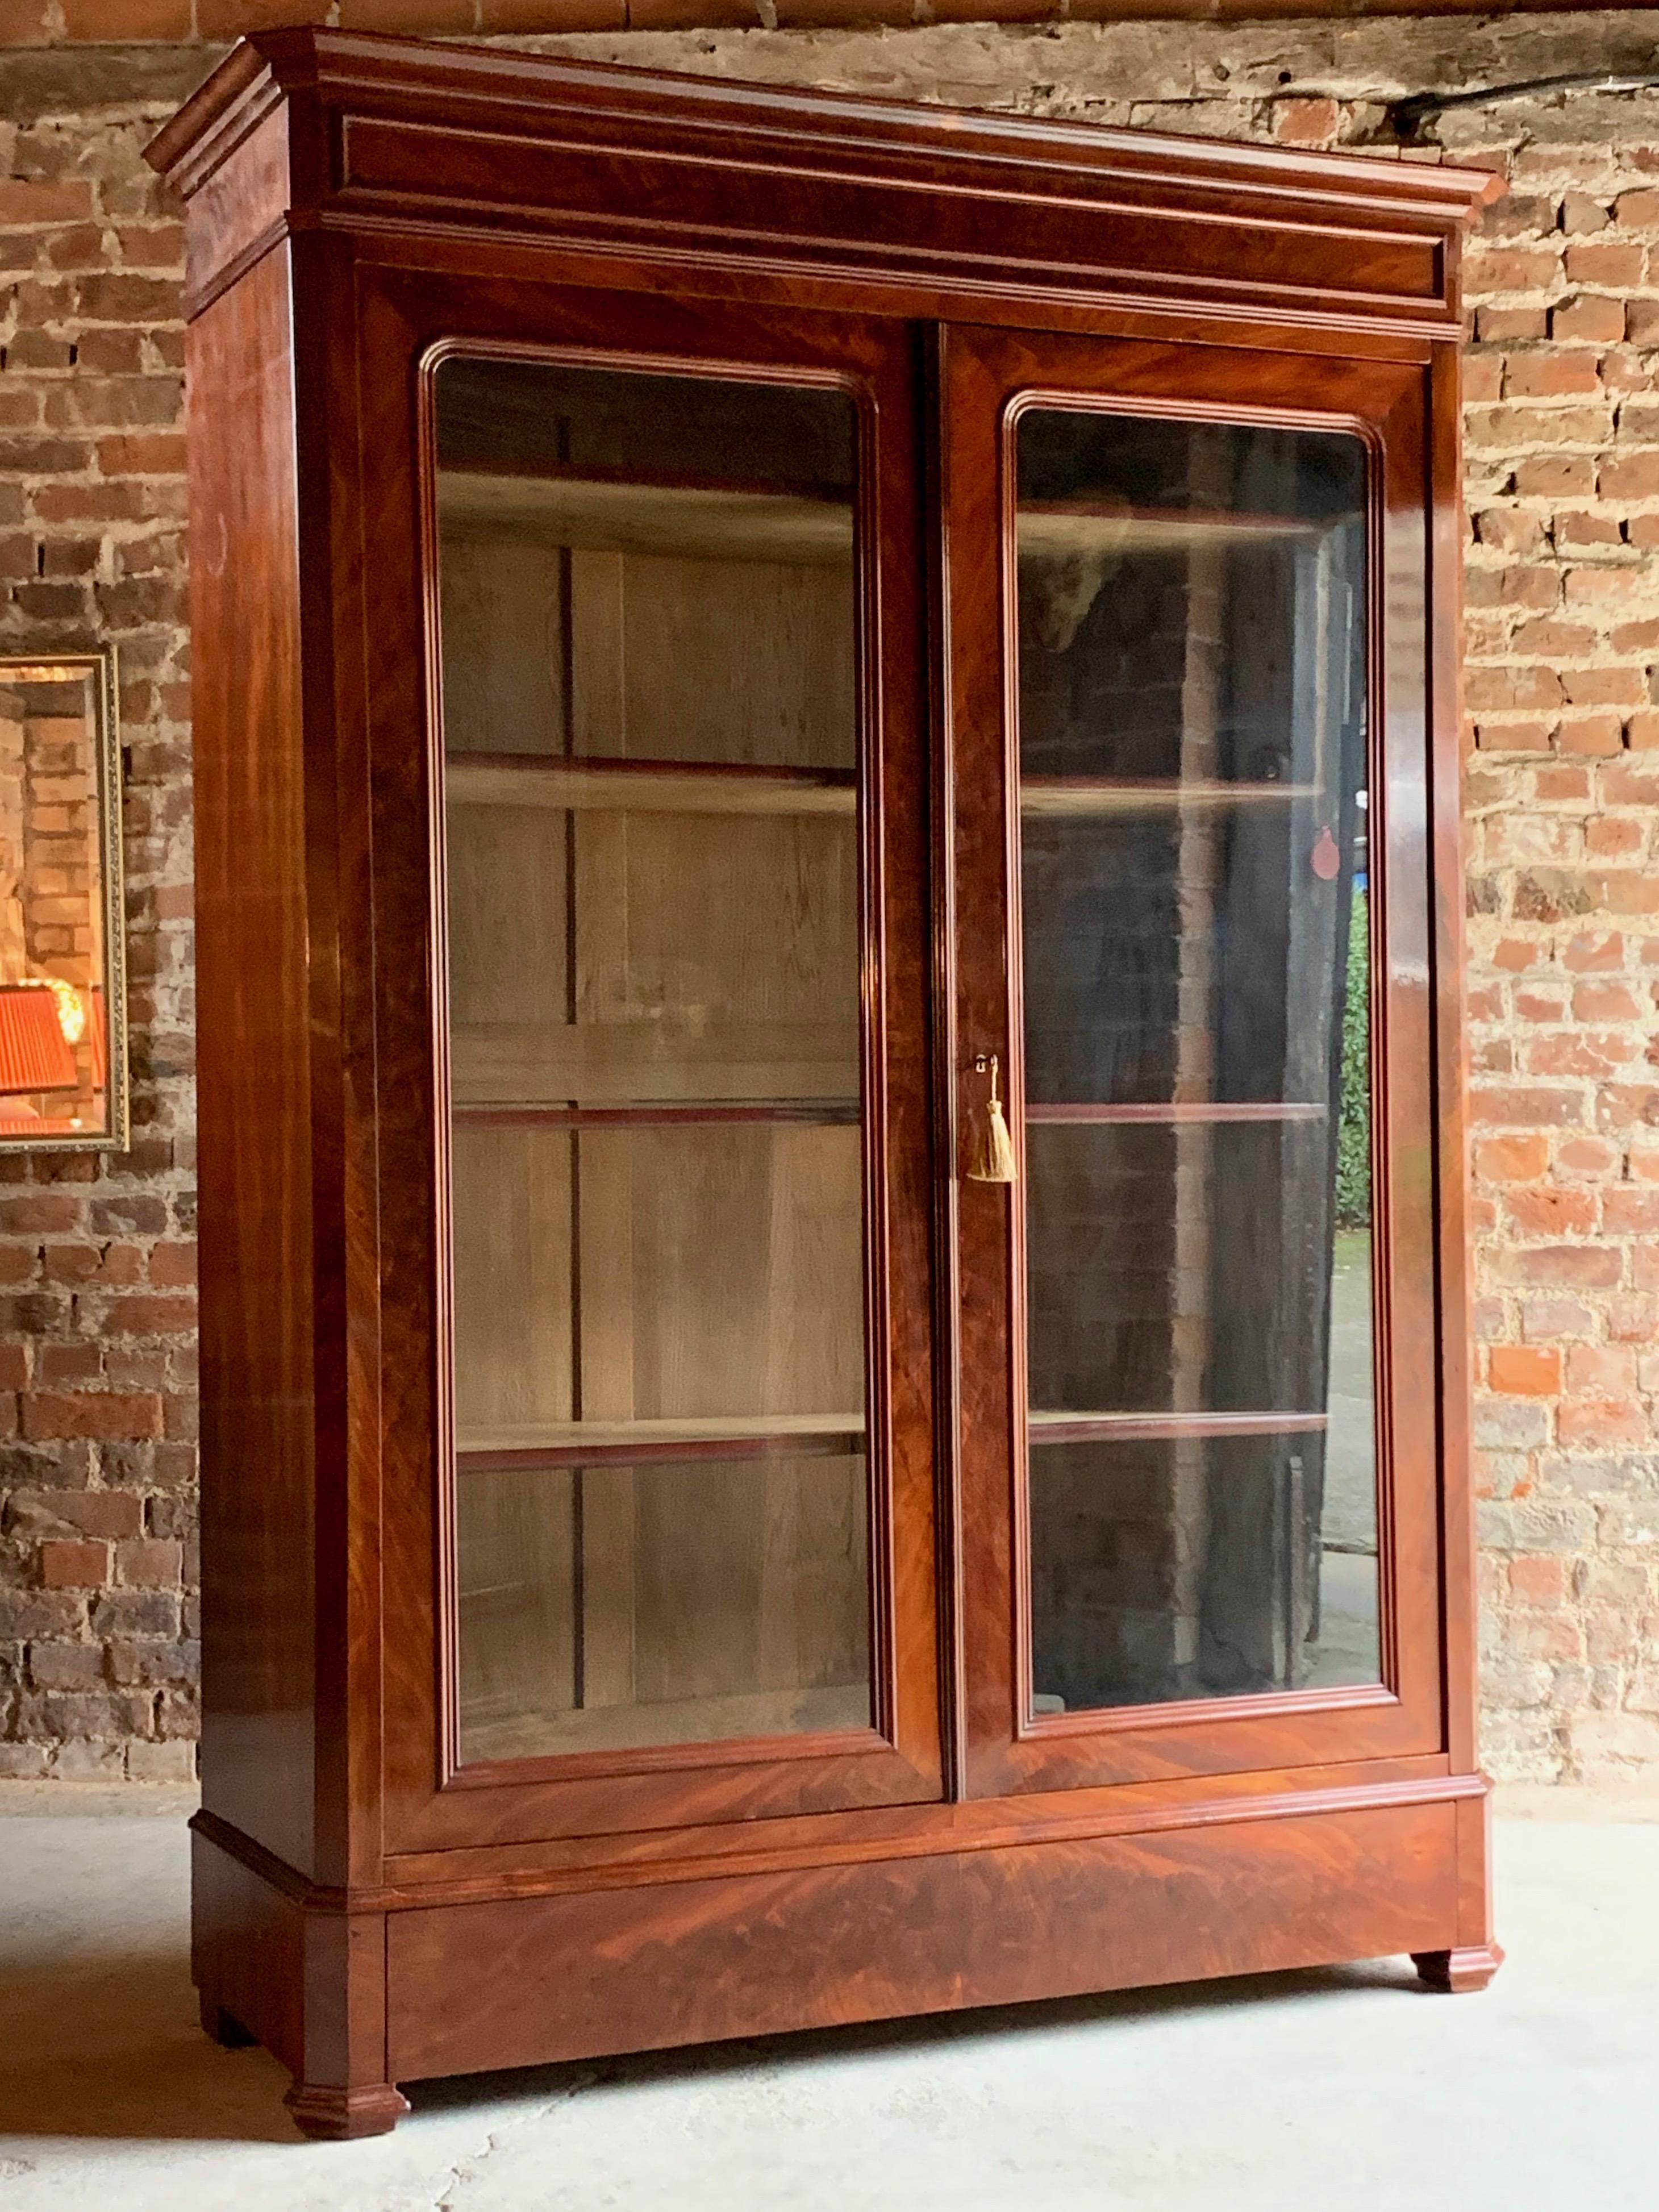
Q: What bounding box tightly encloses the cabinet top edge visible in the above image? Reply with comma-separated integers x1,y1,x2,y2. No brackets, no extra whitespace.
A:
145,24,1502,235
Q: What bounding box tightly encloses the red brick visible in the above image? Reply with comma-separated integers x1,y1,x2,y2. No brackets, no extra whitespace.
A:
1563,240,1647,286
1602,1187,1659,1233
1551,295,1627,343
1572,980,1643,1020
96,434,186,477
1557,714,1626,756
197,0,333,27
1575,668,1654,712
1506,1186,1600,1236
20,1393,164,1443
1567,1345,1640,1394
0,1,53,43
1526,1032,1639,1076
1490,1344,1561,1396
39,1539,109,1590
1599,452,1659,500
1508,1555,1566,1605
0,1194,84,1234
114,1540,182,1590
1476,306,1548,342
1504,353,1602,398
1558,1397,1650,1447
146,1243,196,1288
1475,1132,1553,1182
60,0,193,32
1492,937,1548,971
1585,818,1647,859
1474,720,1555,753
98,1293,197,1338
1608,1295,1659,1342
1514,455,1595,498
1511,1245,1624,1288
1522,1295,1598,1340
1556,513,1625,552
1562,931,1625,971
336,0,480,26
1468,245,1562,291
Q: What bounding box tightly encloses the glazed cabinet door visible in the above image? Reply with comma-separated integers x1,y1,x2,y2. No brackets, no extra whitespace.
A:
359,267,941,1853
943,323,1449,1794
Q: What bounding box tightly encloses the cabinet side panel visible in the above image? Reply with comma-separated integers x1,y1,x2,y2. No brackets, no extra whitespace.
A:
386,1799,1457,2080
191,245,315,1876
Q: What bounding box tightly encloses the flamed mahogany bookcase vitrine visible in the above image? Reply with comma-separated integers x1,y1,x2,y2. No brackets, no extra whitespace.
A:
149,30,1502,2139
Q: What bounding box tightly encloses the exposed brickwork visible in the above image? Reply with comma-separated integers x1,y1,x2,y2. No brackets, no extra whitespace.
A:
8,13,1659,1784
0,61,195,1781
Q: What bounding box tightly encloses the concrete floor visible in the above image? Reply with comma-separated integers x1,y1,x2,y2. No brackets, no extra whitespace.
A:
2,1784,1657,2211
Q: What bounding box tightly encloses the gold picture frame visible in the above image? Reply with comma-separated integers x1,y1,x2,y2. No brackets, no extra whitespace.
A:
0,649,129,1151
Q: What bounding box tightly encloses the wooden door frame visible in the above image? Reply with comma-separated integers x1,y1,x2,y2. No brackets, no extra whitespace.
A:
940,320,1452,1797
352,258,944,1856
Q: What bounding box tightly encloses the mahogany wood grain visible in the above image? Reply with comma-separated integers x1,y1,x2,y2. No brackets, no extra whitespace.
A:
384,1797,1460,2081
186,241,316,1882
353,272,941,1852
148,32,1498,331
943,320,1449,1797
152,31,1500,2132
1411,1944,1506,1994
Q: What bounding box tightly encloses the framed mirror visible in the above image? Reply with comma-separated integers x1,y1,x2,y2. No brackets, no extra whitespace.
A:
0,651,127,1150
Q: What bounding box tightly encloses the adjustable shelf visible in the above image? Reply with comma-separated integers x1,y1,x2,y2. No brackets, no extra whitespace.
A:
1029,1410,1329,1446
1026,1101,1327,1125
451,1021,858,1108
448,759,1318,822
440,473,1324,569
447,753,857,817
439,473,854,565
457,1413,867,1472
454,1099,859,1129
1020,776,1317,816
1018,502,1327,557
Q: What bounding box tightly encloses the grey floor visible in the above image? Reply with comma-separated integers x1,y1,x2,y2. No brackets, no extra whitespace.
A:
2,1782,1657,2211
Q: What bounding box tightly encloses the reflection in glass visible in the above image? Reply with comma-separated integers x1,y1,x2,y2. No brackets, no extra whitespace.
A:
1016,409,1378,1711
435,359,870,1765
0,655,125,1149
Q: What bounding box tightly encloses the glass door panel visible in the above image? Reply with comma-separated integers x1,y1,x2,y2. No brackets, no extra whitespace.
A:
433,357,872,1767
1014,408,1377,1716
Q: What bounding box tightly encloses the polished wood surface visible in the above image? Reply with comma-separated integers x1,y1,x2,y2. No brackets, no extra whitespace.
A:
187,240,316,1881
385,1796,1459,2080
153,30,1498,2135
148,29,1498,331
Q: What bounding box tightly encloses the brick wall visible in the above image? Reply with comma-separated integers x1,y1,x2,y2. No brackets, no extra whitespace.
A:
5,7,1659,1784
0,50,196,1780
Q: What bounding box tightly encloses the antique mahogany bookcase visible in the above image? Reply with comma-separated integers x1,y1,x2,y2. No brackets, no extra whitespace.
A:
150,30,1502,2139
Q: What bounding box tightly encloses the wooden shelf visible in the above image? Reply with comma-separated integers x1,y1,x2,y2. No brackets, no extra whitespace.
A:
452,1020,858,1109
1020,777,1316,817
439,474,1323,568
1018,503,1325,559
447,753,857,817
448,758,1316,821
1026,1101,1327,1126
455,1101,859,1128
1029,1410,1329,1446
462,1681,871,1763
439,472,854,566
457,1413,867,1471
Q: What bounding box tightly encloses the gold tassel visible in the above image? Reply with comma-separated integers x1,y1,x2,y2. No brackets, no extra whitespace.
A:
968,1053,1018,1185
